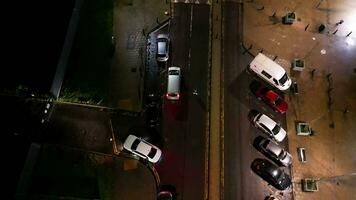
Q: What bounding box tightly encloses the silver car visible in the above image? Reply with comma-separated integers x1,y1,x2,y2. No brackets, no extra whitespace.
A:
166,67,181,100
255,136,292,167
156,34,169,62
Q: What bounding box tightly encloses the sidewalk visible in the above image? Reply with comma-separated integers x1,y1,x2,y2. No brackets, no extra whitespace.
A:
109,0,169,111
243,0,356,199
209,0,223,199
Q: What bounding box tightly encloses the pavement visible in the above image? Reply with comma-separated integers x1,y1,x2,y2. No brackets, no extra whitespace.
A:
23,144,157,200
242,0,356,199
109,0,170,111
14,101,160,200
209,0,223,199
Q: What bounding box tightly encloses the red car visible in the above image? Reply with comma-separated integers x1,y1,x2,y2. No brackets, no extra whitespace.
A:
250,81,288,113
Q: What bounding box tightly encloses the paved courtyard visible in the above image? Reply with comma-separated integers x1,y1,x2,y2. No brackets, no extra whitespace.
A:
109,0,169,111
243,0,356,199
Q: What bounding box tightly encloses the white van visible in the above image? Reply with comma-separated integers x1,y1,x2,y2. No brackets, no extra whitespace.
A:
166,67,181,100
249,53,291,91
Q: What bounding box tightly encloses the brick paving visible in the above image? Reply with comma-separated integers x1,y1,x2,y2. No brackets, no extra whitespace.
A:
109,0,169,111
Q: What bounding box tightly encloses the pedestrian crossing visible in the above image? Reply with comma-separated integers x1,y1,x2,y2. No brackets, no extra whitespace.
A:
173,0,211,4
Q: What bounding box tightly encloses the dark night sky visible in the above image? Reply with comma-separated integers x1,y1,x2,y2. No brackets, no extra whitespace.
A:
1,1,75,198
2,0,75,92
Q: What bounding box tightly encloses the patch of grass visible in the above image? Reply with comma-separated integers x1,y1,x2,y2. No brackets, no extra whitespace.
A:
62,0,113,105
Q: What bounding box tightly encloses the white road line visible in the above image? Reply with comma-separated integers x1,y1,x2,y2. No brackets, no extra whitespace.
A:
174,0,210,4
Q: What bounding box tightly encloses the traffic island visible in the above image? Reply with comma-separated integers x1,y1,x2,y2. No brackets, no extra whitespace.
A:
296,122,312,136
302,178,319,192
292,59,305,72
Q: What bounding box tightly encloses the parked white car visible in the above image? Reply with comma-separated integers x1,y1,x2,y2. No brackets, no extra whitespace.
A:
123,135,162,163
250,111,287,142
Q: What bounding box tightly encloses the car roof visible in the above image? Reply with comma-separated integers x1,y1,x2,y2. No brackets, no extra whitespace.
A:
266,140,283,155
265,90,279,100
136,140,152,155
256,159,282,177
158,41,167,54
168,76,180,94
250,53,286,80
258,114,277,130
168,67,181,94
124,135,152,155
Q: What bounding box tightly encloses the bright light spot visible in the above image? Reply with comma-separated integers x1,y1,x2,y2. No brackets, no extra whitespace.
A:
272,170,278,176
312,37,316,40
320,49,326,55
346,37,354,46
110,138,113,142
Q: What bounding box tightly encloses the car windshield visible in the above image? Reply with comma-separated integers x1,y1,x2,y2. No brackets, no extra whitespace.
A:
131,139,140,150
169,70,179,75
272,124,281,135
147,148,157,159
275,97,284,105
262,140,270,148
278,150,287,159
256,113,262,121
279,73,288,85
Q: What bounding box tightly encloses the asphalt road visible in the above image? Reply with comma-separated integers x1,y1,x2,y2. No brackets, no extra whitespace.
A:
157,3,210,200
222,2,292,200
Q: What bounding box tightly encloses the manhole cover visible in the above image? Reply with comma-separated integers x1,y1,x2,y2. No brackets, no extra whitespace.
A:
329,123,335,128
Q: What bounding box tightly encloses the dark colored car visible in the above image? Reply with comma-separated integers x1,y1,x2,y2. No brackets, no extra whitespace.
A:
158,185,176,200
251,158,291,190
157,191,173,200
253,136,292,167
250,81,288,113
146,102,161,128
